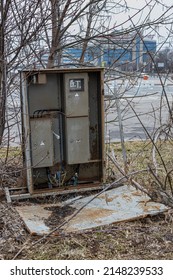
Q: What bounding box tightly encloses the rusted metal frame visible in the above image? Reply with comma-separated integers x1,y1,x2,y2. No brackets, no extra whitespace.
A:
22,67,104,75
100,69,105,182
87,159,102,163
9,184,105,201
21,72,33,194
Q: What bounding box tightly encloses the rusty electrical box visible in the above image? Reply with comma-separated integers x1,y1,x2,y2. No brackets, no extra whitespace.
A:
9,68,105,200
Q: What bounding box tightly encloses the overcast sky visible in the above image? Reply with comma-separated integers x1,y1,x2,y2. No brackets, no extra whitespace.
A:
109,0,173,47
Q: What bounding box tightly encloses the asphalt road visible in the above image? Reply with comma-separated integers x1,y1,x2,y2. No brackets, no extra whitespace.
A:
105,83,173,142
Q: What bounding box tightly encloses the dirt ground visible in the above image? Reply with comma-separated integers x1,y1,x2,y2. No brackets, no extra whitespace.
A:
1,191,173,260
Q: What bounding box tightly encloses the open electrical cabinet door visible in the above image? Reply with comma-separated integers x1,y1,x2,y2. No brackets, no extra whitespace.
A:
6,68,105,200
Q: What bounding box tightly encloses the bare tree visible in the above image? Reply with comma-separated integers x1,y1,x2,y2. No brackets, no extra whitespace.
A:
0,0,52,147
0,0,10,145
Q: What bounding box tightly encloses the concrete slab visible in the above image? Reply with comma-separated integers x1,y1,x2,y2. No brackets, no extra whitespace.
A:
15,185,168,235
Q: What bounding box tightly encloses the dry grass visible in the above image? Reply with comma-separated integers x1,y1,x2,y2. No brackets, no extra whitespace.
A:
0,146,21,159
106,139,173,192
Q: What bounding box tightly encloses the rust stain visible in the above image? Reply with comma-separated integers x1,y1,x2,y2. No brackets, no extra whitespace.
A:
105,197,116,203
132,191,142,196
148,205,161,211
138,200,149,206
122,194,132,201
140,203,161,212
67,208,115,224
99,194,119,202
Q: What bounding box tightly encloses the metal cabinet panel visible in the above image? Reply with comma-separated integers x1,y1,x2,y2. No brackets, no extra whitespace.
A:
66,117,90,164
30,118,54,168
52,116,63,164
64,73,88,117
28,74,61,116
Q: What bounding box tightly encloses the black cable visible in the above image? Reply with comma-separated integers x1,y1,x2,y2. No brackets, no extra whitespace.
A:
33,109,65,118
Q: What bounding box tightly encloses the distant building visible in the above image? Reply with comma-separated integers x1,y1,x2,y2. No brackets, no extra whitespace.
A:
92,32,156,71
41,31,156,71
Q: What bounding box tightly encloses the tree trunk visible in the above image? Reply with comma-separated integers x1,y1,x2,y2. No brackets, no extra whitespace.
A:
47,0,59,68
0,14,5,145
79,11,93,63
